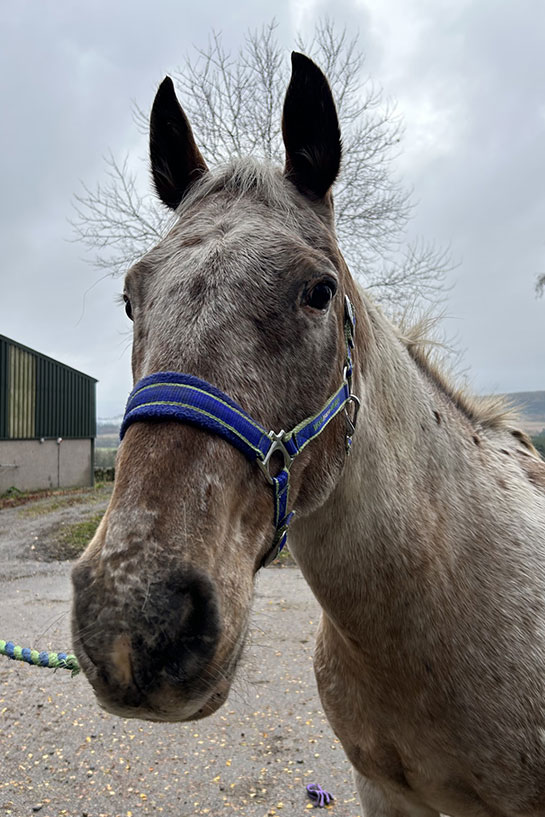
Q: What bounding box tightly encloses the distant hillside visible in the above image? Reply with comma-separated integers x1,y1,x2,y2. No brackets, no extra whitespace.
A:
502,391,545,435
96,420,120,448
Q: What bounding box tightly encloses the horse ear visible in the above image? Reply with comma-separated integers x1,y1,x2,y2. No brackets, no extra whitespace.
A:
282,52,342,201
149,77,208,210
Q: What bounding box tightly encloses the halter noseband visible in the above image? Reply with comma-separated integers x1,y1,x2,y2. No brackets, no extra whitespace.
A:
120,296,360,568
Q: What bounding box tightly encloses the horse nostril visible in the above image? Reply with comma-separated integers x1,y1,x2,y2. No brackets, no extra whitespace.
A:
72,567,221,698
130,570,221,690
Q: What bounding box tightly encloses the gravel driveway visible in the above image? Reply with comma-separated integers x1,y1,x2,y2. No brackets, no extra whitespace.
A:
0,489,359,817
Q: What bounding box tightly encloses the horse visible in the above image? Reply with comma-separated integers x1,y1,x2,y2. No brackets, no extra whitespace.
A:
71,53,545,816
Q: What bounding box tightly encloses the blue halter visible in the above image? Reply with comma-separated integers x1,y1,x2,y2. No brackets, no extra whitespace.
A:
120,296,359,568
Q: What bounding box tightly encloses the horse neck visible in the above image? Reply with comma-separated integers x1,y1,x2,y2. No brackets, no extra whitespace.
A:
290,298,473,638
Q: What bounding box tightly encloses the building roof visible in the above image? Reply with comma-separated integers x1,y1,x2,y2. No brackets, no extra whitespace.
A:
0,334,97,382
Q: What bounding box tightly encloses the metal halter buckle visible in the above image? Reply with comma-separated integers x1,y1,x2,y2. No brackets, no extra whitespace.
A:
257,431,294,485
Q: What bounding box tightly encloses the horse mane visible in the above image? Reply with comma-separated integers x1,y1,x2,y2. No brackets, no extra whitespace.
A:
398,315,537,447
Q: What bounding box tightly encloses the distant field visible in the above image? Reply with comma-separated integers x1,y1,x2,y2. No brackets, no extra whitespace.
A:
504,391,545,434
96,432,119,448
95,420,118,470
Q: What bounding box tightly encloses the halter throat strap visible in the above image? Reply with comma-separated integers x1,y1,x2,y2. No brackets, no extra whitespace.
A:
120,296,359,568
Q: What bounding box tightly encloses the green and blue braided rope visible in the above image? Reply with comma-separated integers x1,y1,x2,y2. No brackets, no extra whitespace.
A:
0,639,80,676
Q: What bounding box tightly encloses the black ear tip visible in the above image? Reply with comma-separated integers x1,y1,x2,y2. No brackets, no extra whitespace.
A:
291,51,316,70
160,75,173,86
156,76,175,97
289,52,329,88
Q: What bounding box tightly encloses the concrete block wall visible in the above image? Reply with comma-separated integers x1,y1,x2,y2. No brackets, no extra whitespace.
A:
0,439,93,493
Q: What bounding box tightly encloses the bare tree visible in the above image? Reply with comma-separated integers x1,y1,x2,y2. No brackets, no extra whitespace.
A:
536,274,544,297
71,20,449,310
72,152,167,277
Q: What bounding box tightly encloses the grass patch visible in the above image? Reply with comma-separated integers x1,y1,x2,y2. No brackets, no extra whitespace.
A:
19,495,91,517
1,486,24,499
2,483,111,512
1,485,100,510
51,512,104,560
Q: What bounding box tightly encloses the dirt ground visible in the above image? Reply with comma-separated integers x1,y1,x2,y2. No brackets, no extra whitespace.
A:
0,487,360,817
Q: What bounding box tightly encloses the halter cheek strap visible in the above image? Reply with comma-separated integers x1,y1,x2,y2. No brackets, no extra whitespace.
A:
120,296,359,568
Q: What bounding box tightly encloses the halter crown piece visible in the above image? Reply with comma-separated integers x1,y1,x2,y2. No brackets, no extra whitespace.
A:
120,296,359,568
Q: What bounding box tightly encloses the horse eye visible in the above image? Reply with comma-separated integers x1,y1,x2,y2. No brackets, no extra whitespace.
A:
123,294,133,321
305,281,337,311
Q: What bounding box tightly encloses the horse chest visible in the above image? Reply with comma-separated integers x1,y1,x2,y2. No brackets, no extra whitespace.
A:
313,620,545,817
314,662,513,817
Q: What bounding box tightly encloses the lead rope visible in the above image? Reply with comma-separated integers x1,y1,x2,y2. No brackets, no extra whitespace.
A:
0,639,80,676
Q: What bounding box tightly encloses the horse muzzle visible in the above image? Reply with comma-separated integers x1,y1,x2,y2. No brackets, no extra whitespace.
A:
71,562,230,721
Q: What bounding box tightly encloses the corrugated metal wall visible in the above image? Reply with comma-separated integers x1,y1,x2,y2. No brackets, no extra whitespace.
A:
0,335,96,440
0,337,8,440
8,346,36,438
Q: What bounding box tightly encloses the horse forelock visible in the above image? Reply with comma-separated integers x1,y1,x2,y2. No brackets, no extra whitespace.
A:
175,158,303,220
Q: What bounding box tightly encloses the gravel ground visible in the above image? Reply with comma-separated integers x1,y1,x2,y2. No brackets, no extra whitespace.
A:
0,489,360,817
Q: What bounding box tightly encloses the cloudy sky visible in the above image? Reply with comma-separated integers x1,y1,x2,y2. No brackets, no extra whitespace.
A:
1,1,543,417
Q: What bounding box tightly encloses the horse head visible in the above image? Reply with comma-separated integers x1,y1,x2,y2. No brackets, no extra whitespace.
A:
71,53,362,721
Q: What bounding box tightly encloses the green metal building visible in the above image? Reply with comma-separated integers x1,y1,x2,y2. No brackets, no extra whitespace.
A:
0,335,97,492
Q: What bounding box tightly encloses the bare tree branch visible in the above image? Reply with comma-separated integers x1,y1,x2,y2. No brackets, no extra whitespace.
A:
365,239,454,310
70,152,169,277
